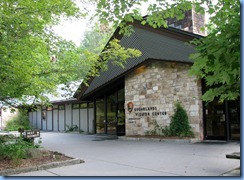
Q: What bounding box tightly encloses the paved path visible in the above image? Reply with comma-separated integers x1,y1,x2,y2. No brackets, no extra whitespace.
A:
13,132,240,176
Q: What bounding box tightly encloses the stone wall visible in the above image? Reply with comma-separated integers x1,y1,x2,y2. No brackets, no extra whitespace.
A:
125,61,203,140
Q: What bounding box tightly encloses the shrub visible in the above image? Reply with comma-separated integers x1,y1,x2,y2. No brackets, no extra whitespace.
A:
65,124,78,132
169,102,194,137
5,109,31,131
145,102,194,138
145,120,171,137
0,136,38,166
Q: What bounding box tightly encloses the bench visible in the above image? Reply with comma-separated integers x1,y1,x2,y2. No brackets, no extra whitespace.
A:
226,152,240,160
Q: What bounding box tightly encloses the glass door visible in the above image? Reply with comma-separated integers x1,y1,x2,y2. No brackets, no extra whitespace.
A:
94,85,125,136
96,98,105,134
228,100,240,140
117,102,125,135
205,100,226,140
106,93,117,135
117,88,125,136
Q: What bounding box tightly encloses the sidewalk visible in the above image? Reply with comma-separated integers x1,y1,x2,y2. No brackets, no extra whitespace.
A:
8,132,240,176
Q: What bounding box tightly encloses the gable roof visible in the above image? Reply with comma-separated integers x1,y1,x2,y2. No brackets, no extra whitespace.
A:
74,21,202,100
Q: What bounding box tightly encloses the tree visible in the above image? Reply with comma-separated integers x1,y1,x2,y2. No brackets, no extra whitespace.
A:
92,0,240,102
0,0,83,106
0,0,141,107
80,23,114,54
188,0,240,102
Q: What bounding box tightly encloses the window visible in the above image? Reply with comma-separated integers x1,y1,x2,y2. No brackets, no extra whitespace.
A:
72,104,80,109
58,105,65,110
47,106,53,111
88,102,94,108
80,103,87,109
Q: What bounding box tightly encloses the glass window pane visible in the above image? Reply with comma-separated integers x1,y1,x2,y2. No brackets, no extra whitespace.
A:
59,105,65,110
47,106,53,111
72,104,80,109
118,88,125,101
80,103,87,109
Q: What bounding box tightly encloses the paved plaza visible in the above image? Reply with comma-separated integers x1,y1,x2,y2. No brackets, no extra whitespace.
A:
11,132,240,176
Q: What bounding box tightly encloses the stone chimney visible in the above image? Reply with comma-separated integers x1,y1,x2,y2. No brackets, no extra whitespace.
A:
167,8,206,36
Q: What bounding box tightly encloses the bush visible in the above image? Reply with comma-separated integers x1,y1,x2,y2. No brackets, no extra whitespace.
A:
0,136,38,165
169,102,194,137
5,109,31,131
145,102,194,138
65,124,78,132
145,120,171,137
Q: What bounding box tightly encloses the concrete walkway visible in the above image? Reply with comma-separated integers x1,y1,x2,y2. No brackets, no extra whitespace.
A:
12,132,240,176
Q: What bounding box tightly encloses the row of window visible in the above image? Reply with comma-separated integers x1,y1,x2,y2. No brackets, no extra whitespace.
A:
41,103,94,111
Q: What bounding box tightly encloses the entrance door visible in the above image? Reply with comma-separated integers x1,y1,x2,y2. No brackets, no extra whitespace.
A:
117,88,125,136
205,100,226,140
228,100,240,140
96,98,105,134
204,99,240,141
106,93,117,135
94,86,125,136
117,102,125,135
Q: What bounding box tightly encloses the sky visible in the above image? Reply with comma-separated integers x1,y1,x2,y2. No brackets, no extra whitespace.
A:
53,18,89,45
53,1,150,46
52,1,96,46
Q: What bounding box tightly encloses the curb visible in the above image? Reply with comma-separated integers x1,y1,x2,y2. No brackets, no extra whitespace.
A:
119,136,201,143
221,167,240,176
0,158,85,176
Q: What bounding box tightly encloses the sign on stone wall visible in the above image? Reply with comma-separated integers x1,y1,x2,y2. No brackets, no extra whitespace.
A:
127,102,167,123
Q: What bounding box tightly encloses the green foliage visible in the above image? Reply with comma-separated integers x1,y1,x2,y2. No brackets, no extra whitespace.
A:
170,102,194,137
146,102,194,138
0,0,87,106
94,0,192,31
0,0,143,106
65,124,78,132
78,23,130,82
83,38,141,85
0,136,40,166
145,120,171,137
80,23,114,55
189,0,240,102
161,126,171,137
5,109,31,131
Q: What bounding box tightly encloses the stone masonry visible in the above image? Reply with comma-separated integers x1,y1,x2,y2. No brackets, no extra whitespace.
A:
167,9,206,36
125,61,203,140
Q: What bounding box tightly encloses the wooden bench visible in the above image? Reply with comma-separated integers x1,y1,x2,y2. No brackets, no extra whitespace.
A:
226,152,240,160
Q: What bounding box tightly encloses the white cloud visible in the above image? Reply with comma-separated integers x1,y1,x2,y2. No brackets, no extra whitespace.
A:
53,18,88,45
53,1,96,45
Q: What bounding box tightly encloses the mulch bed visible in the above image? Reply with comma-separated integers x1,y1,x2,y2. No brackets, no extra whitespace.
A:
0,149,73,171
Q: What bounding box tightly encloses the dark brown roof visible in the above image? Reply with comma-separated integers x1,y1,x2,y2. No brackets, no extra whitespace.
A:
74,21,202,100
